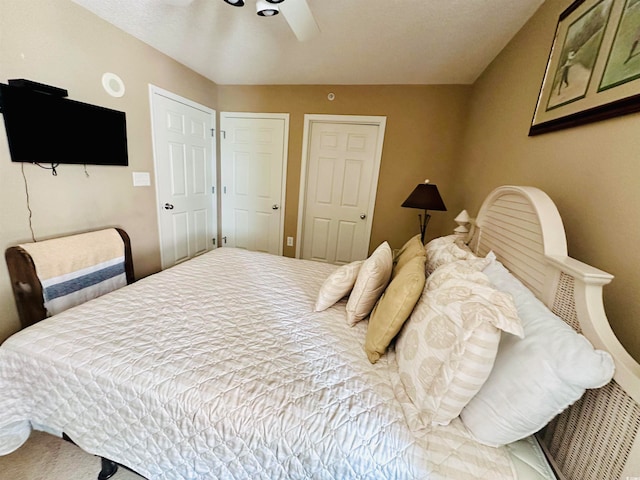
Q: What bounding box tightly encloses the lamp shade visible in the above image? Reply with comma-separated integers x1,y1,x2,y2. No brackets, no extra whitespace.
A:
401,183,447,211
223,0,245,6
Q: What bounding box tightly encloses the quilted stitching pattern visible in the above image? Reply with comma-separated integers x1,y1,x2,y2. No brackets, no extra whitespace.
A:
0,248,514,479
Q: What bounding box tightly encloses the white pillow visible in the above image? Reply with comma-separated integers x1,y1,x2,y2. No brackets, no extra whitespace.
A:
396,261,523,426
346,242,393,326
425,235,477,275
460,253,615,447
314,261,363,311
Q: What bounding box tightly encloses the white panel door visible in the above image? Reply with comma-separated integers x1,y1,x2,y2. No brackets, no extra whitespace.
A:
151,88,216,269
300,118,385,264
221,113,288,255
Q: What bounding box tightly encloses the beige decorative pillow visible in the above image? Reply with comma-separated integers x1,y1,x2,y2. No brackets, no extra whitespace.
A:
392,234,425,279
425,235,476,275
314,260,363,312
346,242,393,326
365,255,426,363
396,267,523,426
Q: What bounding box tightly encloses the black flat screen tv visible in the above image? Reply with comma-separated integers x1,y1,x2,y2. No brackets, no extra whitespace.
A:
0,82,128,166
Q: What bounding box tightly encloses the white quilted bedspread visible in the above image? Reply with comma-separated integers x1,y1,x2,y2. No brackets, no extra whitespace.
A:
0,248,515,479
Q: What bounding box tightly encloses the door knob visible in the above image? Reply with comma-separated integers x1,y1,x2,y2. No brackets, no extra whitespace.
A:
164,203,174,210
272,204,280,210
360,214,366,219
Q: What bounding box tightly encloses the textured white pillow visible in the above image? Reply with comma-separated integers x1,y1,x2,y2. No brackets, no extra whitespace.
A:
345,242,393,326
314,261,363,312
460,253,615,447
424,235,477,275
425,258,490,292
396,261,523,426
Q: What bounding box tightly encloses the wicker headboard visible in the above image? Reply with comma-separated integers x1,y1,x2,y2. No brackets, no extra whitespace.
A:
469,186,640,480
5,228,134,330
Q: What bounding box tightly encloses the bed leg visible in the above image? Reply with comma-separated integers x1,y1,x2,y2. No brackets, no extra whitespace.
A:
98,457,118,480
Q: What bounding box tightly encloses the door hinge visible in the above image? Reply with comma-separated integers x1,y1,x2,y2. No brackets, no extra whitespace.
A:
212,237,216,246
223,186,227,194
212,186,215,194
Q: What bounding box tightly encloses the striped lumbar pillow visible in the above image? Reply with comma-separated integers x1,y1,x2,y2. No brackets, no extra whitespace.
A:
396,260,523,426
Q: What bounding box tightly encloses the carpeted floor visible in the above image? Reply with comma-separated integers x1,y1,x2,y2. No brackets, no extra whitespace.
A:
0,430,143,480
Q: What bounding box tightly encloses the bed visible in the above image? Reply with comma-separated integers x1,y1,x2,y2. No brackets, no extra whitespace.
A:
0,185,638,480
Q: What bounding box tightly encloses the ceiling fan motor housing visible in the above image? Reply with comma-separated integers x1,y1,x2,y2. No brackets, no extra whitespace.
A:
256,0,279,16
220,0,319,41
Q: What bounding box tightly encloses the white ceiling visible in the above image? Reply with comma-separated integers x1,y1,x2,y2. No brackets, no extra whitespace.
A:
71,0,545,86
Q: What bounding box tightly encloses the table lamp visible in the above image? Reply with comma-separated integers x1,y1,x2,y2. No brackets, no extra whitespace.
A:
401,180,447,243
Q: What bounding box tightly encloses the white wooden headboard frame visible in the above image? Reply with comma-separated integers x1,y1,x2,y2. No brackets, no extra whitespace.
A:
469,185,640,480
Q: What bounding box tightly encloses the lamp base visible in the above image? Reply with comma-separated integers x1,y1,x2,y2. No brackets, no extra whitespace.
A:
418,211,431,243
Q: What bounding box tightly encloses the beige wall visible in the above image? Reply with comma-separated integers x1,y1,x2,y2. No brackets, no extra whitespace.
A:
459,0,640,361
218,85,471,257
0,4,470,344
0,0,218,342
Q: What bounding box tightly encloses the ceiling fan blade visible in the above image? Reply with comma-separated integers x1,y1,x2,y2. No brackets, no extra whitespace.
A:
280,0,320,42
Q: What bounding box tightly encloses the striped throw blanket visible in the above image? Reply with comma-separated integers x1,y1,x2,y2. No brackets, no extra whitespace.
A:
20,229,127,317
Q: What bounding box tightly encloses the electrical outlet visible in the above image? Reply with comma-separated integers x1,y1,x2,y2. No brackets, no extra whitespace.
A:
287,236,294,247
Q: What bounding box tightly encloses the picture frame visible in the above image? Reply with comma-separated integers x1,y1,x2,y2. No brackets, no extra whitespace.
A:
529,0,640,136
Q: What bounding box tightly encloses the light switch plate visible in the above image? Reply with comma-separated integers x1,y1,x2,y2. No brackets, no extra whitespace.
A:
132,172,151,187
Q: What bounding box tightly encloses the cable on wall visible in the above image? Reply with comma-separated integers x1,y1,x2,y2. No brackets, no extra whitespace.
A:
34,162,59,176
20,163,36,242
